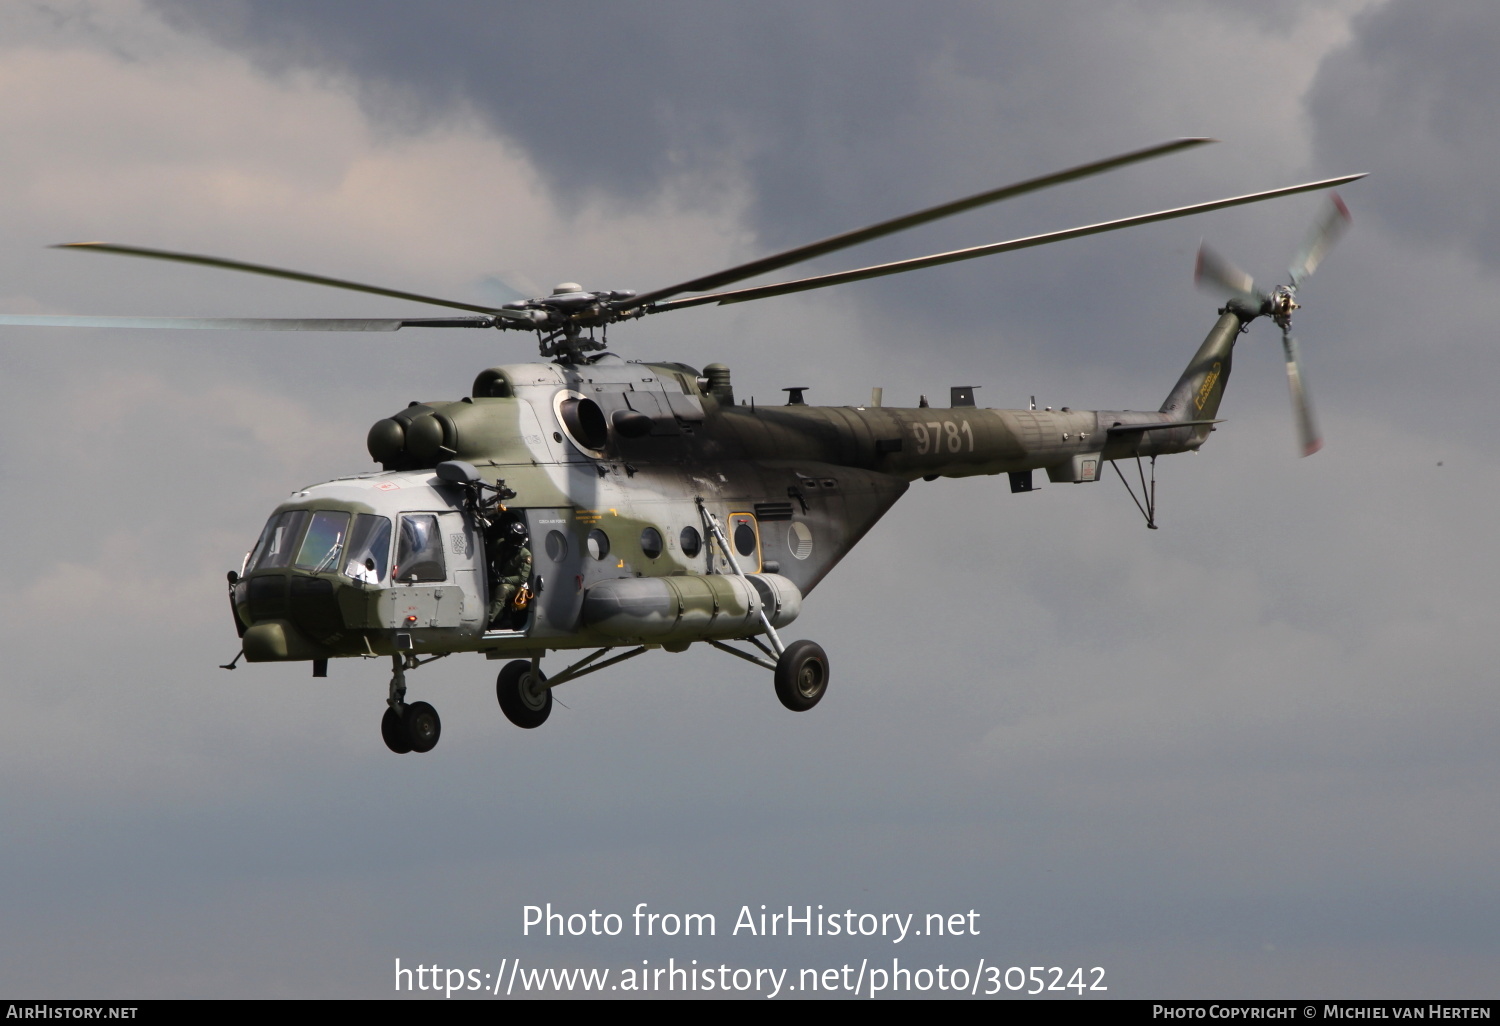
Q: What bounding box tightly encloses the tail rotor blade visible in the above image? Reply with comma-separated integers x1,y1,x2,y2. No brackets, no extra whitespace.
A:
1288,192,1351,287
1281,328,1322,456
1194,242,1260,303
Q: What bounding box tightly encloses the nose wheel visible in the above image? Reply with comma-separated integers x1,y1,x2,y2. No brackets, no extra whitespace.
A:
381,706,413,754
381,701,442,754
380,654,442,754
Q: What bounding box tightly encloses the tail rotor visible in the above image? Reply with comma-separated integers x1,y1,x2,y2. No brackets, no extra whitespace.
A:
1194,194,1351,457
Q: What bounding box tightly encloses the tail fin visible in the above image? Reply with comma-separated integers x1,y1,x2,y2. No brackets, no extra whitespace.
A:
1159,309,1249,444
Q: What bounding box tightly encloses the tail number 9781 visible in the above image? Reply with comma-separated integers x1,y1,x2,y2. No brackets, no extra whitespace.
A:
912,420,975,456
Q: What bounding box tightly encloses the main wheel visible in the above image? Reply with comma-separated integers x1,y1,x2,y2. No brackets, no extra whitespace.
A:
497,660,552,729
381,705,413,754
774,640,829,711
405,700,442,753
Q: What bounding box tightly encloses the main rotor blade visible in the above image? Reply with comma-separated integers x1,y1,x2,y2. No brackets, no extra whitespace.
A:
1287,192,1351,287
54,243,532,320
649,174,1366,312
0,314,495,331
1282,329,1322,457
628,138,1215,307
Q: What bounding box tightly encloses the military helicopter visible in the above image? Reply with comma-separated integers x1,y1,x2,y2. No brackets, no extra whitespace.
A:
0,139,1361,754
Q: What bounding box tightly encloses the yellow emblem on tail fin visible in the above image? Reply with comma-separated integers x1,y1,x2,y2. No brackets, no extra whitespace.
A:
1194,361,1222,411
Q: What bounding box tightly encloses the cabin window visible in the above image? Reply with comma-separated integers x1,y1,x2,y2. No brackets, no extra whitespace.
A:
395,514,447,583
733,520,756,557
247,509,309,572
679,526,702,558
345,514,392,584
727,514,761,571
294,511,350,572
544,530,568,562
586,529,611,561
640,527,663,560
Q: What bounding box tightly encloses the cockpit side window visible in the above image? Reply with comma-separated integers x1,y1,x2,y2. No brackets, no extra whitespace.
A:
395,514,447,583
294,511,351,572
344,514,392,585
247,509,309,572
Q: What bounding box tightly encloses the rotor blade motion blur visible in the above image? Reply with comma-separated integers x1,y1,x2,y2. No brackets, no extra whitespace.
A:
648,174,1366,312
628,138,1215,307
1282,330,1322,457
1288,193,1352,287
1194,243,1260,303
55,243,531,320
0,314,496,331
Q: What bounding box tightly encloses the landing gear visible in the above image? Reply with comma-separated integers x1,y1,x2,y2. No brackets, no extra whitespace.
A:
774,639,829,711
380,653,443,754
695,498,828,713
405,701,441,753
497,659,551,729
705,634,831,712
381,706,413,754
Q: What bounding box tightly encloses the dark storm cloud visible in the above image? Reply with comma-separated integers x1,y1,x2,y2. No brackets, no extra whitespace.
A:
1308,0,1500,265
143,1,1237,245
147,1,999,232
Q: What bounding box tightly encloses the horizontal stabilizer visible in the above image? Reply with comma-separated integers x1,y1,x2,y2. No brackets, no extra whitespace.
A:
1107,419,1223,435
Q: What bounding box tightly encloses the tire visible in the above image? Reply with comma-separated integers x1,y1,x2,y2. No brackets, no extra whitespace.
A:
774,640,829,712
382,705,413,754
497,660,552,729
405,700,442,753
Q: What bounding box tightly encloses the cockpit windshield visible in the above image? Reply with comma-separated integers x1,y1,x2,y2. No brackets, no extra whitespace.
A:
247,509,309,572
294,511,350,572
344,514,392,585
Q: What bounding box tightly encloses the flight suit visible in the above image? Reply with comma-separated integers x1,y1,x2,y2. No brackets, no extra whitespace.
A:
485,524,532,628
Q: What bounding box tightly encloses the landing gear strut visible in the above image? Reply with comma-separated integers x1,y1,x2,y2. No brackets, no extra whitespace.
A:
381,653,443,754
695,497,831,713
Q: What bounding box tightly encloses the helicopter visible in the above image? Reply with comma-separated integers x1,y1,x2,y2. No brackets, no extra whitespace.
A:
0,138,1362,754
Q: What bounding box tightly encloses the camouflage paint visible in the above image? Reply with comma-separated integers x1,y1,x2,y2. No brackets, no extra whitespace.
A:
232,311,1242,664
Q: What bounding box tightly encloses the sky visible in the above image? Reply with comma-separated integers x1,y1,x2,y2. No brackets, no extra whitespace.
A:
1,0,1496,1000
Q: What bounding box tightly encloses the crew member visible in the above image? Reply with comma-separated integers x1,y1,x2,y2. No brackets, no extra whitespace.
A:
485,514,532,628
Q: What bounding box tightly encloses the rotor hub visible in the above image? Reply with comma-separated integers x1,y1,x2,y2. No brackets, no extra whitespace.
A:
1269,286,1299,330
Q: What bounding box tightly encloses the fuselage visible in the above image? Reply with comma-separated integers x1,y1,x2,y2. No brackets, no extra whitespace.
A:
230,310,1243,664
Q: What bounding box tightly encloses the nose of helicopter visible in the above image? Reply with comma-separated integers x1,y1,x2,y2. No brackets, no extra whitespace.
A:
232,570,343,662
231,503,368,662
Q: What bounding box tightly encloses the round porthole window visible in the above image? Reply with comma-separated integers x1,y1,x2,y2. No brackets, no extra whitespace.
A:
640,527,663,559
587,529,610,561
734,520,757,557
679,526,702,558
545,530,568,562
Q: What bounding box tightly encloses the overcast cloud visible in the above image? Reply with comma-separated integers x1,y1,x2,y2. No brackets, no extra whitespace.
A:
0,0,1495,999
